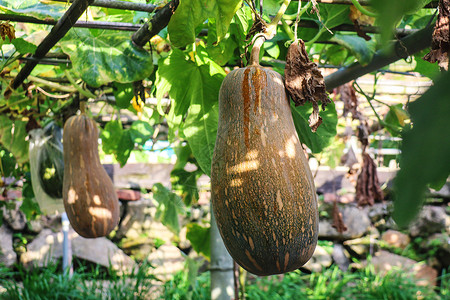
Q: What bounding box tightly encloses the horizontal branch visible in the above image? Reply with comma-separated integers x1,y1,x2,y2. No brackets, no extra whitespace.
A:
52,0,157,13
0,14,141,31
324,23,434,91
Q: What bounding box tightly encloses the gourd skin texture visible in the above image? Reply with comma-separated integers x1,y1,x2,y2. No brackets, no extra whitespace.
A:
63,115,120,238
211,65,319,276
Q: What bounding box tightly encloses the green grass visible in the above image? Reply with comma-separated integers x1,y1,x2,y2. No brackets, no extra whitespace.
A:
161,265,449,300
1,262,448,300
0,261,157,300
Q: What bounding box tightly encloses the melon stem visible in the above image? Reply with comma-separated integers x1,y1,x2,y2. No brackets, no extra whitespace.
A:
250,34,265,66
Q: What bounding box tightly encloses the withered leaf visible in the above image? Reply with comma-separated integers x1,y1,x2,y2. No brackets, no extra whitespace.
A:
331,201,347,233
334,83,360,119
424,0,449,70
0,22,15,41
285,39,330,132
356,153,383,206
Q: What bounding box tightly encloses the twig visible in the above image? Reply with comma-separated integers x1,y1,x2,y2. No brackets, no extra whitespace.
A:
64,70,96,99
28,75,77,93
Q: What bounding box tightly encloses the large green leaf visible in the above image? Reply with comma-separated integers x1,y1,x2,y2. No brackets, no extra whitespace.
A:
129,120,154,146
100,120,123,154
0,116,29,164
331,34,376,66
186,223,211,260
372,0,432,44
60,29,153,87
156,49,200,135
183,64,224,176
156,49,225,175
152,183,184,235
168,0,243,48
100,120,139,167
0,0,65,20
291,100,338,154
393,71,450,227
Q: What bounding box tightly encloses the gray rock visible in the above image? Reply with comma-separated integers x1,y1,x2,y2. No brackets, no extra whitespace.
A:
20,228,135,272
2,202,26,231
28,219,44,234
302,245,332,272
115,198,157,240
20,229,62,268
363,250,438,286
409,206,449,237
148,244,185,281
319,205,372,240
332,244,350,271
0,224,17,267
366,203,389,223
72,235,135,273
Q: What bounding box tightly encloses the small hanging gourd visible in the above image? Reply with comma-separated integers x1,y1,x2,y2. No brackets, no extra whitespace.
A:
62,113,120,238
211,37,319,276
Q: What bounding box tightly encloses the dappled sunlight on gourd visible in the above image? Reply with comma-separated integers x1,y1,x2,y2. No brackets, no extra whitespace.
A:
67,188,78,204
229,159,260,174
88,207,113,219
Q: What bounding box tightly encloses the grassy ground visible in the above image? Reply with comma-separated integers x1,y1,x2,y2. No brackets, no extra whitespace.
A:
1,262,448,299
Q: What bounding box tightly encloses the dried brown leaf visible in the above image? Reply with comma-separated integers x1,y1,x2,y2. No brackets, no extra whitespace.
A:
0,22,15,41
356,153,383,206
424,0,449,70
331,201,347,233
335,83,360,119
285,39,330,132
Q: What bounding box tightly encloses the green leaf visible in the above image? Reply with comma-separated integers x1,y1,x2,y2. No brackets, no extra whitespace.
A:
207,19,239,66
384,104,409,136
264,41,281,59
393,71,450,227
320,3,350,30
60,29,153,87
112,82,134,109
0,0,65,20
156,49,225,175
171,144,201,206
11,38,37,55
168,0,243,48
372,0,431,45
331,34,376,66
186,223,211,259
0,116,29,164
155,49,197,137
183,64,224,176
0,148,16,177
171,168,200,206
116,130,134,167
129,120,154,146
21,175,41,220
414,50,440,80
290,100,338,154
152,183,184,235
324,45,348,66
100,120,123,154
